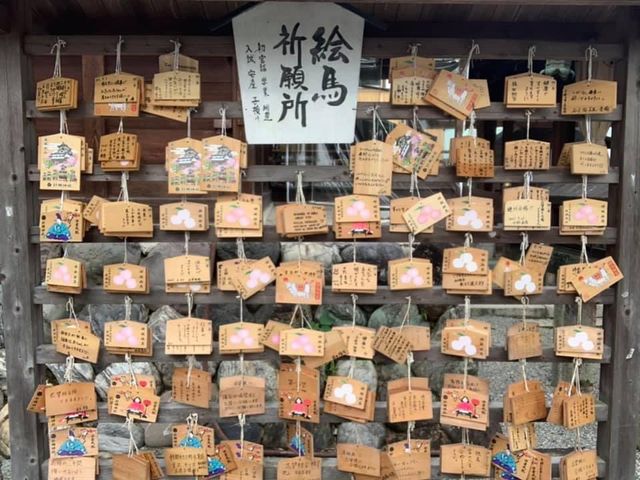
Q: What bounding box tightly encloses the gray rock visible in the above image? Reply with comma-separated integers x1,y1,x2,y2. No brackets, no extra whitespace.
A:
335,359,377,392
314,304,366,328
368,303,424,329
386,422,451,450
0,457,10,479
140,243,210,286
281,243,341,281
217,360,278,401
219,423,262,443
43,303,70,323
337,422,386,449
261,423,289,450
156,359,215,390
144,423,172,448
412,359,478,395
98,422,145,453
0,351,6,390
148,305,182,343
376,363,407,400
46,362,94,385
195,303,254,327
312,423,336,451
340,243,405,283
216,242,280,264
94,362,162,400
78,303,149,338
65,243,141,287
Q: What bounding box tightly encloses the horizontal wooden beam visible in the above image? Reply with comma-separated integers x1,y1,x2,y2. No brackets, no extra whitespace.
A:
29,225,619,245
44,455,607,480
37,400,609,425
35,343,611,367
24,35,624,60
33,285,615,305
25,100,624,122
27,165,621,184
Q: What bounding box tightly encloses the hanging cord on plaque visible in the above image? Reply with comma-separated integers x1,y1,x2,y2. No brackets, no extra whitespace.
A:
114,35,124,74
523,171,533,201
219,105,228,137
567,356,584,450
519,232,529,266
521,295,529,327
525,109,532,141
125,416,140,457
580,234,590,265
527,45,536,75
50,37,66,78
462,295,471,390
575,296,583,327
63,354,75,384
66,296,80,328
118,171,130,203
186,107,193,138
408,42,420,71
184,290,196,387
347,294,359,379
409,166,421,199
58,109,69,135
237,413,246,460
238,293,246,387
170,39,182,72
586,45,598,84
463,232,473,252
462,41,480,80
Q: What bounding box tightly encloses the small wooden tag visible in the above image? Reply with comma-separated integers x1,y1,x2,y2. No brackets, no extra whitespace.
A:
219,375,266,417
525,243,554,273
164,447,208,476
504,139,551,170
152,70,201,106
561,449,598,479
393,325,431,352
48,457,97,480
36,76,78,111
53,321,100,363
402,193,451,234
504,72,556,108
504,199,552,231
324,376,368,410
280,328,325,357
443,247,489,276
200,135,243,192
332,262,378,294
571,256,623,302
440,443,491,476
570,142,609,175
563,393,596,429
562,79,617,115
425,70,478,120
352,140,393,196
445,196,493,232
172,367,211,408
547,381,575,425
159,202,209,231
387,377,433,423
385,439,431,480
555,325,604,360
388,258,433,290
333,326,376,359
492,256,518,289
45,383,97,418
49,427,98,459
507,423,537,452
165,317,213,355
337,444,381,476
94,72,143,117
278,363,320,424
38,133,83,191
373,326,413,364
441,318,491,359
335,195,381,223
109,385,160,422
456,144,495,177
507,322,543,360
275,261,324,305
504,265,545,296
230,257,276,299
166,138,205,194
219,322,264,354
103,263,149,294
277,457,322,480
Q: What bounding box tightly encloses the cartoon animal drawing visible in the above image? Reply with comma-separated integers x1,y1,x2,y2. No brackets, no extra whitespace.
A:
447,79,468,105
285,281,311,299
584,268,609,288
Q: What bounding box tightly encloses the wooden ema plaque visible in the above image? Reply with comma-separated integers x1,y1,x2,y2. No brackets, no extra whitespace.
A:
36,76,78,111
219,321,264,354
555,325,604,360
441,318,491,360
275,261,324,305
508,322,543,360
38,133,83,191
562,79,617,115
571,256,623,302
98,132,140,171
324,376,368,410
94,72,143,117
331,262,378,294
333,326,376,360
504,72,557,108
219,375,266,417
172,423,215,455
504,199,551,231
278,363,320,424
229,257,277,300
390,65,435,105
503,380,548,425
201,135,244,192
165,317,213,355
302,329,348,369
352,140,393,196
384,439,431,480
172,367,211,408
440,443,491,476
445,196,493,233
141,83,189,123
276,204,329,238
104,263,149,294
215,193,263,238
51,319,100,363
402,193,451,234
99,201,154,237
387,377,433,423
40,198,84,243
455,143,495,178
388,258,433,290
152,70,201,107
166,138,205,195
440,373,489,431
45,257,85,294
389,197,433,234
385,124,441,176
425,70,478,120
49,427,98,459
569,142,609,175
159,202,209,231
449,136,489,165
277,457,321,480
48,457,97,480
337,443,381,477
504,139,551,170
164,254,211,293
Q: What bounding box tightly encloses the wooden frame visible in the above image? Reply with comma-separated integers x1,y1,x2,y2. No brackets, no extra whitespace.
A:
1,6,639,479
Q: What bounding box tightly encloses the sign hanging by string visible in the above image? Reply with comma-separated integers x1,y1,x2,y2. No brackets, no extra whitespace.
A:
232,1,364,144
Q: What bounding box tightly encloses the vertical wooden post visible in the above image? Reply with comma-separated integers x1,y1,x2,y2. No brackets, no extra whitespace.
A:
0,1,45,479
597,31,640,478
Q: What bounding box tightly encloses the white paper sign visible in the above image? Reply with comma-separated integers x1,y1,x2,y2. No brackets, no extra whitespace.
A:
233,1,364,144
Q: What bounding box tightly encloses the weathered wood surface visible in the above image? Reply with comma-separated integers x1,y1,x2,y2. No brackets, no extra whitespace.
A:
33,285,616,305
36,343,611,367
0,3,46,479
25,100,624,122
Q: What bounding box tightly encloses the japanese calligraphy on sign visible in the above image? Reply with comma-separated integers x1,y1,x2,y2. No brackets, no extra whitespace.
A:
233,2,363,143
